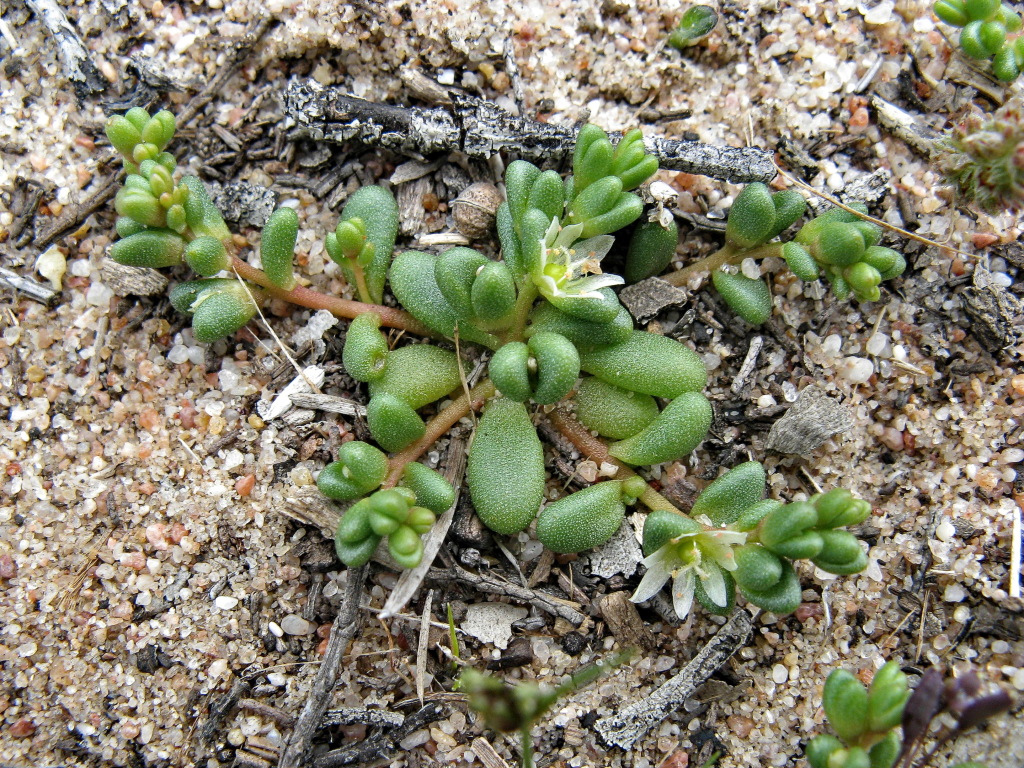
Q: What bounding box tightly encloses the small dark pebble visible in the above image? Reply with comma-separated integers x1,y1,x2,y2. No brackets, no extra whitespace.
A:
561,631,587,656
486,637,534,670
580,710,600,728
135,643,174,673
458,548,482,568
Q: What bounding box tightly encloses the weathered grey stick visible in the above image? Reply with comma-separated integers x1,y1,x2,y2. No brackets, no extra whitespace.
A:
425,562,587,626
26,0,106,99
0,267,59,305
594,608,754,749
277,564,367,768
285,80,776,184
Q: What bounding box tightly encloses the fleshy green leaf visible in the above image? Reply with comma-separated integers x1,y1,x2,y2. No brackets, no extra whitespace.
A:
366,392,426,452
806,735,845,768
401,462,456,514
823,669,870,743
725,183,777,249
579,330,706,397
608,391,712,465
733,544,785,592
184,236,229,276
342,312,390,383
471,261,517,324
527,299,634,351
625,216,679,284
489,342,532,401
527,331,580,404
317,441,389,500
690,461,767,525
536,481,626,553
339,186,399,304
573,377,659,440
260,207,299,290
712,269,772,325
467,398,545,535
369,344,465,409
110,230,185,268
190,284,258,343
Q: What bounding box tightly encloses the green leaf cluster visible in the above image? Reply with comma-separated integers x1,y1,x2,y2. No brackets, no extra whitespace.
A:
707,183,906,322
633,464,872,618
318,441,455,568
104,109,878,603
934,0,1024,81
806,662,910,768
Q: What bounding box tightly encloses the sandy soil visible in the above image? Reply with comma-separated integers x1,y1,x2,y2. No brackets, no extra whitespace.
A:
0,1,1022,767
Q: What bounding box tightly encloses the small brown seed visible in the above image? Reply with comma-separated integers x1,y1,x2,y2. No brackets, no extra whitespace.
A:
452,182,503,240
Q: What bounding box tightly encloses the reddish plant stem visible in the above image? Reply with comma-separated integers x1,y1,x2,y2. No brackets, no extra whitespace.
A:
230,256,432,335
547,408,682,514
382,379,497,488
663,242,783,286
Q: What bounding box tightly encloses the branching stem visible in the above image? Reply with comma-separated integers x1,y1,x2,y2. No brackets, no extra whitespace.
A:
547,408,683,514
382,379,497,488
663,242,783,286
230,256,431,335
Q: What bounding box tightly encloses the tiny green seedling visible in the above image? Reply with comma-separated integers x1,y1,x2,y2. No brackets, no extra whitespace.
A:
668,5,719,50
807,664,1011,768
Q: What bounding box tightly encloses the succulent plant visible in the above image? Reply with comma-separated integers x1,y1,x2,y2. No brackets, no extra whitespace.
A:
657,182,906,322
807,664,1010,768
105,109,875,596
934,0,1024,81
631,463,871,618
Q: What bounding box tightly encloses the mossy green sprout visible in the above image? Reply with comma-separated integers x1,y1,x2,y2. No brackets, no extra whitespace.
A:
668,5,719,50
939,98,1024,212
659,183,906,323
934,0,1024,81
106,108,875,594
632,463,871,618
462,650,631,768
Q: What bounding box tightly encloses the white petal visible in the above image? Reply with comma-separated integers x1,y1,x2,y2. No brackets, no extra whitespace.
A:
553,222,585,249
542,217,562,246
631,564,671,604
700,562,728,608
672,570,696,620
569,274,625,295
572,235,615,263
631,546,676,604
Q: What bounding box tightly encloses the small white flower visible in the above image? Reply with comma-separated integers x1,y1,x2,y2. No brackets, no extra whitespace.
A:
532,218,622,301
630,522,747,619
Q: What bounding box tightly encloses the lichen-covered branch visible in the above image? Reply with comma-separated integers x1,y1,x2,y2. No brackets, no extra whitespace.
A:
285,80,776,184
26,0,106,99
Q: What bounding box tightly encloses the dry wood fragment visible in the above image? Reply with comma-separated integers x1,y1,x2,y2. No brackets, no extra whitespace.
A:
100,259,170,297
597,591,655,651
199,675,250,745
730,335,763,395
471,736,513,768
0,267,59,305
618,278,690,323
277,564,367,768
765,385,853,455
594,608,753,749
26,0,106,99
426,563,587,627
285,81,776,184
312,701,446,768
